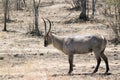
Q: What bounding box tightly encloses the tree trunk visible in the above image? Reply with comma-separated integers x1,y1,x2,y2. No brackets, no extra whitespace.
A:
79,0,88,21
86,0,89,17
92,0,95,18
16,0,21,10
32,0,41,36
34,7,40,36
23,0,27,8
92,0,97,19
3,0,9,31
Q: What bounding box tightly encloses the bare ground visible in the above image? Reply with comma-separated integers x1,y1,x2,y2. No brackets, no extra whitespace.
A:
0,0,120,80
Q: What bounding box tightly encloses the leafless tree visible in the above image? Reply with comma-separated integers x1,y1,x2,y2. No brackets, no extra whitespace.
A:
79,0,88,21
70,0,81,10
16,0,21,10
92,0,97,18
23,0,27,8
16,0,27,10
32,0,41,36
105,0,120,44
2,0,10,31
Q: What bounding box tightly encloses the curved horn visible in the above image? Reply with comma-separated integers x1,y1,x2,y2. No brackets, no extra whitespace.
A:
42,18,47,35
46,18,51,35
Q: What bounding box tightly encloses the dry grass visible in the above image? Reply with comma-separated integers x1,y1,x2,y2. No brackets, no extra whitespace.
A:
0,0,119,80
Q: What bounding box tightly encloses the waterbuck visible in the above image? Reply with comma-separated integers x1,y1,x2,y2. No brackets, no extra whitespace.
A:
42,18,109,75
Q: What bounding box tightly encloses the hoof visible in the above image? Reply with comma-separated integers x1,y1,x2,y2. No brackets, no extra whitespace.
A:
68,73,71,75
67,72,73,76
92,70,97,74
68,71,73,76
104,72,111,75
68,69,73,75
91,72,95,76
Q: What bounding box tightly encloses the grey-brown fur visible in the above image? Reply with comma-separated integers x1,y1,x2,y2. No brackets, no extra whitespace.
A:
43,18,110,75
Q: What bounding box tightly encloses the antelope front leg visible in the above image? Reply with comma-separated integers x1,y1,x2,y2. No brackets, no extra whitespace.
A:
68,54,74,75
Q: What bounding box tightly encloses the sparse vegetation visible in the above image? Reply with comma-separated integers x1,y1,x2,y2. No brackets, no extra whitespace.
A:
105,0,120,44
0,0,119,80
70,0,81,10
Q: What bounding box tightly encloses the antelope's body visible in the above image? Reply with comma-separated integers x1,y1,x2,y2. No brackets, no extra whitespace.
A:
50,34,106,54
42,18,110,75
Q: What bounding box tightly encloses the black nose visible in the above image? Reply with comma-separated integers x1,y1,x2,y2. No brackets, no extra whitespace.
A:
44,41,47,47
44,44,47,47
